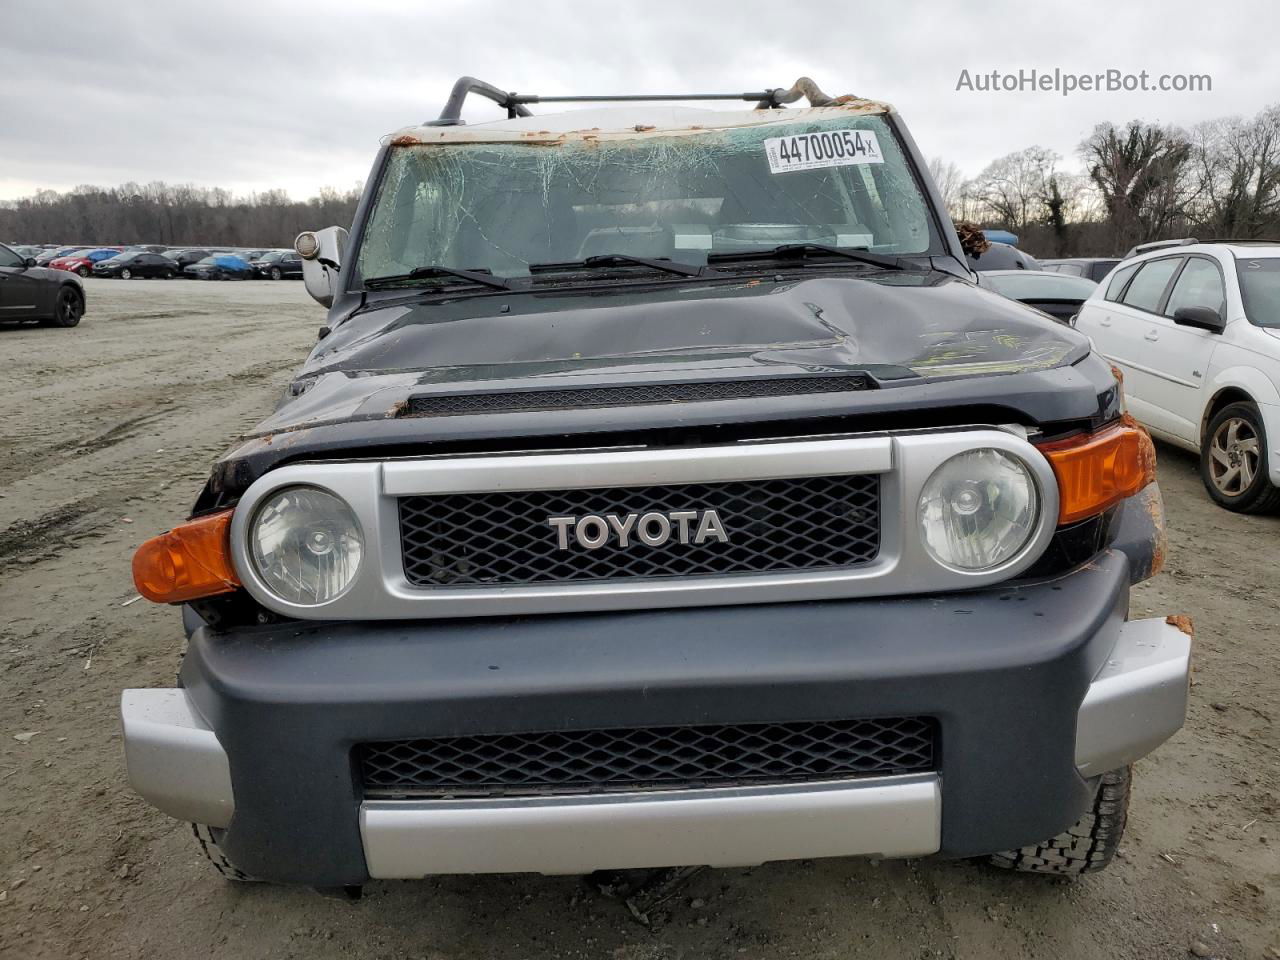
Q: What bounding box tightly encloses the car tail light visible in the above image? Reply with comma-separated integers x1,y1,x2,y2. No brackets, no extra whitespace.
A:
132,510,240,603
1039,421,1157,524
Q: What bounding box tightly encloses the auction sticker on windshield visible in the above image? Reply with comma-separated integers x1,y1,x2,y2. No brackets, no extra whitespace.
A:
764,130,884,174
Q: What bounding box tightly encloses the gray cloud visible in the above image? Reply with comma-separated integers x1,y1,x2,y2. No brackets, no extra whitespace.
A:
1,0,1275,201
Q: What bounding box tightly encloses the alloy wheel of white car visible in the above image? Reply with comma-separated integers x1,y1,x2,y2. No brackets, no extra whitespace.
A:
1208,416,1260,496
1200,402,1280,514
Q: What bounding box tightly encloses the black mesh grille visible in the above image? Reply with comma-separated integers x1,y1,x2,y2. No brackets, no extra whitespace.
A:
358,716,936,798
399,474,880,586
404,375,871,417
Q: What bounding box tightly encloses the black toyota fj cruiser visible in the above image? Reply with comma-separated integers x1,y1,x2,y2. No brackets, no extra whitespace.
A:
123,77,1190,889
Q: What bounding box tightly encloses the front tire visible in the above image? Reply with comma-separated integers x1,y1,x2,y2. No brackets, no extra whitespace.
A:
46,286,84,327
270,267,282,280
989,766,1130,875
76,265,90,277
1201,401,1280,514
191,823,259,883
120,267,132,279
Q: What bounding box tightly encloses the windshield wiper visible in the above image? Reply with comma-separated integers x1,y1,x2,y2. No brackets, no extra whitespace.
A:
708,243,906,271
529,254,715,279
365,265,517,291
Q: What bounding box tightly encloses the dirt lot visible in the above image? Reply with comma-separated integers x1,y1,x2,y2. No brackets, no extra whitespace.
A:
0,279,1276,960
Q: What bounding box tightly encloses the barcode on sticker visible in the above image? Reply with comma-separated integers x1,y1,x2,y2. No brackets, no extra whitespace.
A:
764,130,884,174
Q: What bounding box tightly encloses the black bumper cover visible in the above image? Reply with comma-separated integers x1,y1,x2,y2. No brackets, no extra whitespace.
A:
181,546,1136,886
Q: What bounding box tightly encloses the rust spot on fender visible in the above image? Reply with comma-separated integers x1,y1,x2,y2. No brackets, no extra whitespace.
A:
1165,614,1194,637
1145,487,1167,576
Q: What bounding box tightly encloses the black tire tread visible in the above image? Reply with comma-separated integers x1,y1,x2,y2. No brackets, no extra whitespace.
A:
191,823,259,882
989,766,1130,875
48,287,84,328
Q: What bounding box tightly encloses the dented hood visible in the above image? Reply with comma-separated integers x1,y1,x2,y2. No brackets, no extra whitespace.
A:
255,272,1089,437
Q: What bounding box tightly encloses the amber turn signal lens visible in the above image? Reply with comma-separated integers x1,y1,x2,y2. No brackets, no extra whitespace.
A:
1040,422,1157,525
132,510,240,604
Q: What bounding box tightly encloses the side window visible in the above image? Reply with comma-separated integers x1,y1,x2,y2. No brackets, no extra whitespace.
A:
1164,258,1225,319
1060,264,1084,277
1121,258,1182,313
0,245,24,268
1105,263,1139,302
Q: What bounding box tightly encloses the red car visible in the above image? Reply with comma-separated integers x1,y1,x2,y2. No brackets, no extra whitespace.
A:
49,247,123,277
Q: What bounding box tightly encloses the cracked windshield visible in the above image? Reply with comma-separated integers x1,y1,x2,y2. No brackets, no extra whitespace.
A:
355,114,934,282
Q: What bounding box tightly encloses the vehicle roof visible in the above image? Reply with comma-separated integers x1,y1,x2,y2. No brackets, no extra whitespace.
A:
1130,241,1280,261
983,269,1095,279
1040,257,1118,264
384,102,895,146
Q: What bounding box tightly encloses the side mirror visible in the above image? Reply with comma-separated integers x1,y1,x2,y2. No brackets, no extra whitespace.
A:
1172,305,1226,333
295,226,349,309
23,257,36,268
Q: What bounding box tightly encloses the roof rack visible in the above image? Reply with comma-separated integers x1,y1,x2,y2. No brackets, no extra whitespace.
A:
1122,237,1280,259
428,75,841,126
1122,238,1197,259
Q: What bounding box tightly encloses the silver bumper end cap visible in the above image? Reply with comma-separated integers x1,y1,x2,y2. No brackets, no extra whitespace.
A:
360,773,941,878
1076,616,1192,777
120,688,234,828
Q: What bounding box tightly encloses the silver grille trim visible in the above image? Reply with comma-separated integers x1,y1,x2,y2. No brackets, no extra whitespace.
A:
227,428,1059,620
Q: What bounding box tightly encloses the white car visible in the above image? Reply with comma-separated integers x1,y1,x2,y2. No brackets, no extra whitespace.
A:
1075,240,1280,512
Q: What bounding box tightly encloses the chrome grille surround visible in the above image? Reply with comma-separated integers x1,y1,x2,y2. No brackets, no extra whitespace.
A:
227,427,1059,620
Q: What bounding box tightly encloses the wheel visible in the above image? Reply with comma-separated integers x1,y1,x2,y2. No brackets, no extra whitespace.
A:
989,766,1130,875
270,267,282,280
120,267,132,279
191,823,259,882
163,269,174,279
45,286,84,328
1200,401,1280,513
76,265,90,277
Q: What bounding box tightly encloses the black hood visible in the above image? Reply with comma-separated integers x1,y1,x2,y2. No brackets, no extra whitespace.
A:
205,271,1114,500
264,272,1088,429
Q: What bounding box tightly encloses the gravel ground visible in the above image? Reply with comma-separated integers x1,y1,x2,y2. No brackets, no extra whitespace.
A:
1,279,1277,960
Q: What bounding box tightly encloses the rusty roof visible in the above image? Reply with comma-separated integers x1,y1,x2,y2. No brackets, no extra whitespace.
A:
383,101,895,147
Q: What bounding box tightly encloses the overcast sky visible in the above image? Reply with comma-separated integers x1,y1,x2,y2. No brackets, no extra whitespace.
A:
2,0,1275,202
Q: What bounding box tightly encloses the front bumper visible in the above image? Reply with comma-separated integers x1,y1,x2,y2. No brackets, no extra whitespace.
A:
121,549,1189,885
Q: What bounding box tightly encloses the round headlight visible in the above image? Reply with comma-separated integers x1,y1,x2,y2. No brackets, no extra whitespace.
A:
918,448,1038,571
249,486,363,605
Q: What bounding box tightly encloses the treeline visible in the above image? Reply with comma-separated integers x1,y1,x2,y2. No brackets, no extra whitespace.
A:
931,101,1280,258
0,183,363,247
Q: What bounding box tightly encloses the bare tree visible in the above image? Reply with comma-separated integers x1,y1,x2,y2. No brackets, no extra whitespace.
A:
967,146,1060,233
1190,105,1280,238
1080,120,1195,251
927,157,967,220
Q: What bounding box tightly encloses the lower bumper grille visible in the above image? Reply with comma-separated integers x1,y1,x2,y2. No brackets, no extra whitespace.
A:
358,716,936,799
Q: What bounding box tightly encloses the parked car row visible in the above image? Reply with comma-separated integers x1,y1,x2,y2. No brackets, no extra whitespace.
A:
8,242,302,280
